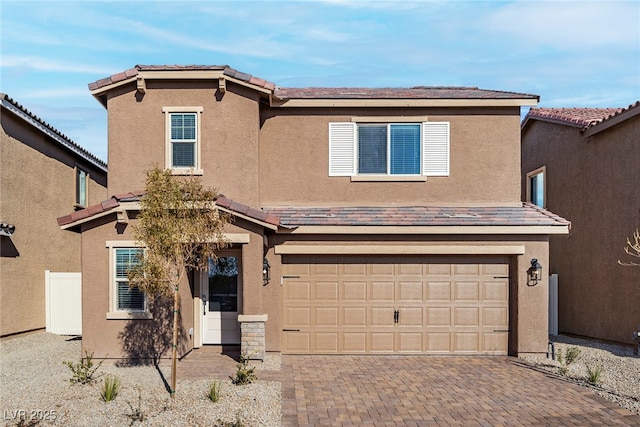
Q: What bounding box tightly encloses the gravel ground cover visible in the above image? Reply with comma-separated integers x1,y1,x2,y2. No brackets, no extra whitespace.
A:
523,334,640,415
0,333,281,426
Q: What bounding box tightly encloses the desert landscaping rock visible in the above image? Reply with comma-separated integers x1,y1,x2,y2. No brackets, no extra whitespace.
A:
0,333,281,426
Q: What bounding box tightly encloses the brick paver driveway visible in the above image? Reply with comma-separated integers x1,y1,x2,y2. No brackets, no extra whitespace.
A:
279,355,637,426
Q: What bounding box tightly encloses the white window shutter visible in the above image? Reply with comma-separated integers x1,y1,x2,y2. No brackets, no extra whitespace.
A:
328,122,356,176
423,122,449,176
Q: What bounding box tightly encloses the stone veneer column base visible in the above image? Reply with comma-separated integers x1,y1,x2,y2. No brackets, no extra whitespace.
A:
237,314,268,360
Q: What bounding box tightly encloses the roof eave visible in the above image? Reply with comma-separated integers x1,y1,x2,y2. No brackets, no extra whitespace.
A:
277,224,570,235
270,98,539,108
582,103,640,137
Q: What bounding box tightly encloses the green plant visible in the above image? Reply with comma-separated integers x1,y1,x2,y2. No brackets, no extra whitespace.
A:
100,375,121,402
556,346,581,375
214,418,245,427
125,391,145,426
231,353,257,386
63,349,103,384
586,363,604,384
207,380,222,402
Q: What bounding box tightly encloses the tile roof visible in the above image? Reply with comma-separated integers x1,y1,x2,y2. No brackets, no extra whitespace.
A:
273,87,539,100
264,203,570,228
525,106,625,128
88,65,276,92
56,193,281,228
58,191,569,231
88,65,537,101
0,93,107,171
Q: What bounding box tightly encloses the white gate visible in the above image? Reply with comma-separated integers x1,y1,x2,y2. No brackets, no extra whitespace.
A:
548,273,558,336
45,271,82,335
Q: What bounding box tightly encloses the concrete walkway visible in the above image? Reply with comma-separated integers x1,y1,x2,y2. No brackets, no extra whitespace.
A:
279,355,638,426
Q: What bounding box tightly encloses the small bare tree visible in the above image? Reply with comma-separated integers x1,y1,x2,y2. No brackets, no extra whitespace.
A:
618,229,640,267
128,166,229,396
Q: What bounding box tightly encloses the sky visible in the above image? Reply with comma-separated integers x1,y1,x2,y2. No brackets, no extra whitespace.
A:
1,0,639,162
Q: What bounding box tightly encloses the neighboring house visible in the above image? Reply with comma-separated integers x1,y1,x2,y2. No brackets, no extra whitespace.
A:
1,94,107,337
58,65,569,361
521,102,640,345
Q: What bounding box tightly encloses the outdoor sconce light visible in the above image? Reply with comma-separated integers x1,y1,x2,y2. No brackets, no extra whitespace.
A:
263,258,271,285
527,258,542,285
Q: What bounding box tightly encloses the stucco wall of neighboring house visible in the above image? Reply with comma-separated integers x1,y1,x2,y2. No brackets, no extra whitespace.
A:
0,111,107,337
259,107,523,206
105,80,261,206
522,117,640,344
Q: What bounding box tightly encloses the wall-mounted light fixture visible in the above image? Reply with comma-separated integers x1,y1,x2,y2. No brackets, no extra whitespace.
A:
263,258,270,285
527,258,542,285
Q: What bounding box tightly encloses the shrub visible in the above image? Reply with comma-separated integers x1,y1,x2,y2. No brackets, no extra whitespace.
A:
556,346,581,375
101,375,121,402
231,353,257,386
125,391,145,426
63,349,103,384
586,363,604,384
207,380,222,402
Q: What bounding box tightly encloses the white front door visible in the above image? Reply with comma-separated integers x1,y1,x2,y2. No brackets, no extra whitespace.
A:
201,254,242,344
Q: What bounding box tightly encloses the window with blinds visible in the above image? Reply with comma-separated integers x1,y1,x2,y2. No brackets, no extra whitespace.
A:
75,167,88,207
115,248,145,311
170,113,197,168
329,121,449,177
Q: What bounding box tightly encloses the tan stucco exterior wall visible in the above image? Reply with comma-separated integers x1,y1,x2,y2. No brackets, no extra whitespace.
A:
106,81,261,206
522,117,640,344
259,107,523,206
1,111,107,337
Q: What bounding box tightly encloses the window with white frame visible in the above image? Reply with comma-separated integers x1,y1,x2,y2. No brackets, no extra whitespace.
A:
107,245,148,318
75,167,88,208
163,107,203,173
329,121,449,177
527,167,545,208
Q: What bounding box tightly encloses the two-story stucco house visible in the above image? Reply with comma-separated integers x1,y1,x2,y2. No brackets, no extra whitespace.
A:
521,102,640,345
58,65,569,361
1,94,107,337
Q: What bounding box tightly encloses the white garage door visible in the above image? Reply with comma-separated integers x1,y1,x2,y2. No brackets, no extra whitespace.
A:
282,255,509,354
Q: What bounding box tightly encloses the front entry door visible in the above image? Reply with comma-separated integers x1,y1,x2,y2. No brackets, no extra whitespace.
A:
202,254,242,344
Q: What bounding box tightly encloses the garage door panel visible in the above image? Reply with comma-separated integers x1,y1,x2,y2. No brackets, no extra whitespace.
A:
283,255,509,355
454,332,479,352
483,307,508,328
427,333,452,352
370,332,395,352
315,281,339,301
315,307,339,326
484,282,508,301
454,307,480,326
397,332,423,352
284,281,311,301
342,333,366,353
427,307,452,326
427,281,452,302
455,281,480,301
397,281,423,301
343,307,367,326
371,281,394,301
342,281,367,301
314,333,339,353
399,307,423,326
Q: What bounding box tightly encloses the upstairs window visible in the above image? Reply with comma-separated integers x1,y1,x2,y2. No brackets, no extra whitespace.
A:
163,107,203,174
527,167,545,208
75,167,88,208
329,121,449,178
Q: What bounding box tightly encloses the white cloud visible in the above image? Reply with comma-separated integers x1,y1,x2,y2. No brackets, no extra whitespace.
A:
0,56,107,74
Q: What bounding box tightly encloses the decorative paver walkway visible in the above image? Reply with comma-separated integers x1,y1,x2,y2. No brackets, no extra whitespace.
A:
177,349,638,426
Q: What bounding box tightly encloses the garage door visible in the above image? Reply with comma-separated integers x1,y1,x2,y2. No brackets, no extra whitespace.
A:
282,255,509,354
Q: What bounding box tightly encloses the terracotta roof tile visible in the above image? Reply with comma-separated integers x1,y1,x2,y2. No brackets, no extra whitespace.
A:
264,204,570,228
274,86,539,100
525,107,624,128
